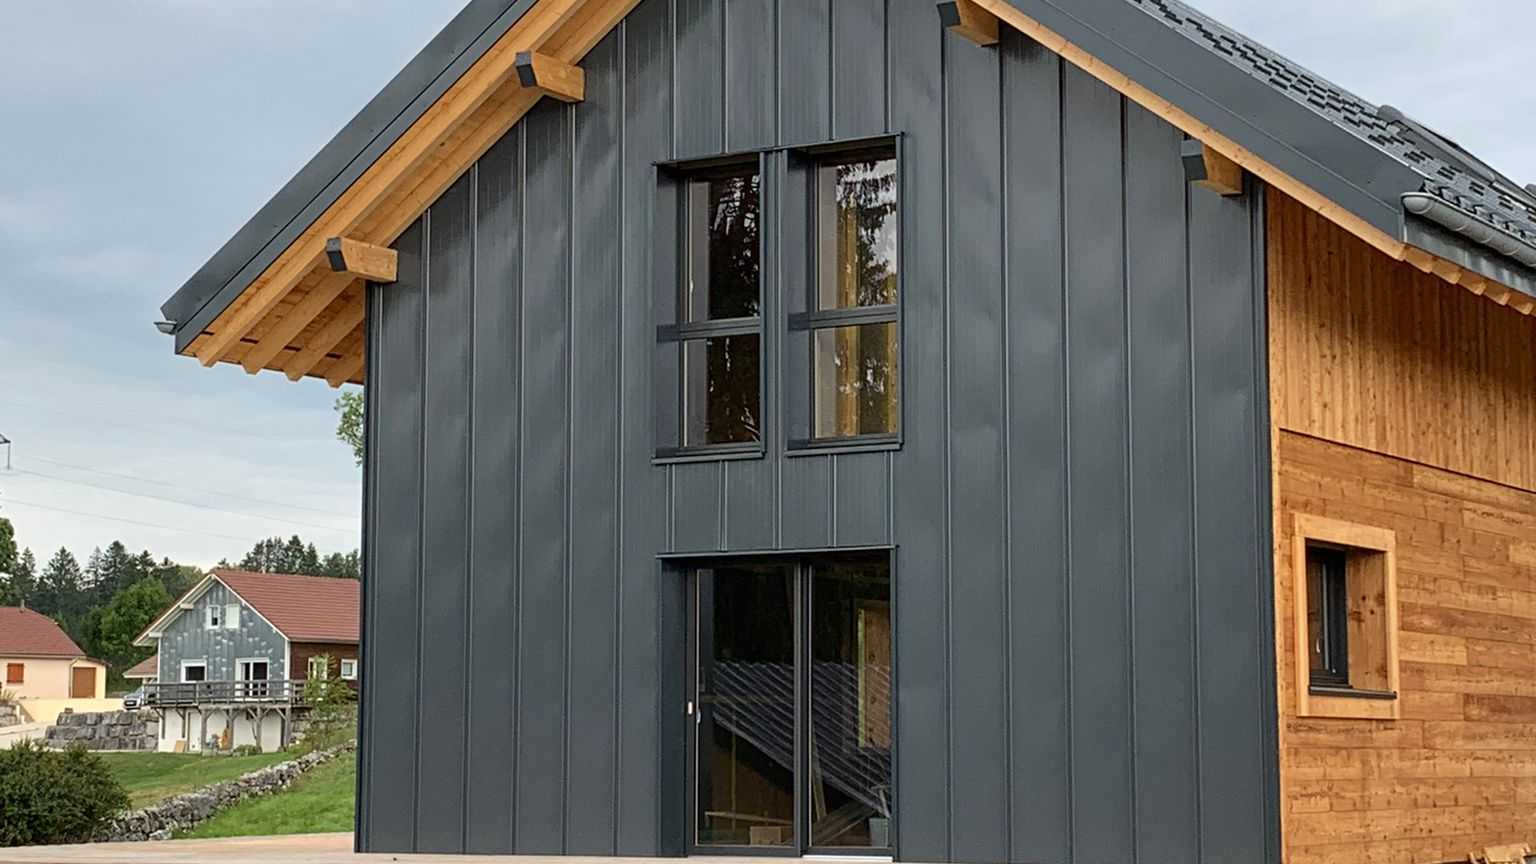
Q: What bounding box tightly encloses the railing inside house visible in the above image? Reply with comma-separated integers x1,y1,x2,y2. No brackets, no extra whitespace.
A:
142,679,308,706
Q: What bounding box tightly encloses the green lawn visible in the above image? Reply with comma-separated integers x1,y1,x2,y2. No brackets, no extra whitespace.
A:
100,751,293,807
178,750,356,839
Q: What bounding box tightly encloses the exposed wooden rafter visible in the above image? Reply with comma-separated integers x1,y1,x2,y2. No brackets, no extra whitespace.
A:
515,51,585,102
326,237,398,283
187,0,636,383
938,0,1000,46
1181,139,1244,196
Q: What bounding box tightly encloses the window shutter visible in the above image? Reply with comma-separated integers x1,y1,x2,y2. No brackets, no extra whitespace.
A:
225,604,240,630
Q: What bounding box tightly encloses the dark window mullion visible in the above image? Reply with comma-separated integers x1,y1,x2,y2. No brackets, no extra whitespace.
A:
659,316,763,342
790,305,899,331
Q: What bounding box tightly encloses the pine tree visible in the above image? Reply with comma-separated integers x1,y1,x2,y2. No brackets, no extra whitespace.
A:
35,548,86,626
11,549,37,603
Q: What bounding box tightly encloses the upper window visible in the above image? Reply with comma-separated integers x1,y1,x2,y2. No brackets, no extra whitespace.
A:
181,662,207,683
340,659,359,681
795,148,901,446
6,663,23,685
1292,514,1400,720
657,161,763,457
308,655,330,680
224,603,240,631
205,604,222,630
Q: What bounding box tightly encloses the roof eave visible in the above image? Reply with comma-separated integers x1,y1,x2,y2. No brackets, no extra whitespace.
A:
162,0,541,350
1401,203,1536,303
1010,0,1422,240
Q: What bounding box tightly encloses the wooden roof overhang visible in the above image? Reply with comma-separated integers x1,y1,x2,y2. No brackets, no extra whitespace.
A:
165,0,1535,388
167,0,635,387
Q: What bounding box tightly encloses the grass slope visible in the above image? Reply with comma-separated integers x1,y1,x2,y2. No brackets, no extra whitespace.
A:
99,751,292,807
178,750,356,839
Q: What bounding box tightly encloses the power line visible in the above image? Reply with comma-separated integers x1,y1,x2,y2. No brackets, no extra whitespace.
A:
5,467,356,536
0,498,275,545
19,454,353,519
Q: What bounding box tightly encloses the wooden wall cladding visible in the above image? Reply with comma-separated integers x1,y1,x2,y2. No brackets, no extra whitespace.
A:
1275,431,1536,864
1269,191,1536,492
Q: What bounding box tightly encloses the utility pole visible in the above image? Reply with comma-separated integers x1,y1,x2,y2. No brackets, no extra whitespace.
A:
0,433,9,471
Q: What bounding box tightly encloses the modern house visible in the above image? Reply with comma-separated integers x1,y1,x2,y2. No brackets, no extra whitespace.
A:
154,0,1536,862
133,569,360,752
0,606,106,700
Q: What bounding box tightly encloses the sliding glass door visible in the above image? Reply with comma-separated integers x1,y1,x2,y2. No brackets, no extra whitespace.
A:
688,554,892,856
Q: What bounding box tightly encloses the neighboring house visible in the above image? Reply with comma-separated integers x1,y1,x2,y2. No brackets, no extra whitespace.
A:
122,653,159,685
133,569,359,752
0,606,105,700
155,1,1536,862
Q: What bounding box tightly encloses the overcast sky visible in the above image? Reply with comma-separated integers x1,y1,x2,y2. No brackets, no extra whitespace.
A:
1,0,1531,570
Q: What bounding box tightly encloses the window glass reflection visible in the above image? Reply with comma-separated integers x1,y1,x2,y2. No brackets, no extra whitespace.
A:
813,323,900,439
817,158,898,311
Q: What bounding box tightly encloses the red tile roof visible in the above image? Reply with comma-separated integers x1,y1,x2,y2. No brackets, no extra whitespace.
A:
124,654,159,679
0,607,86,658
212,570,360,644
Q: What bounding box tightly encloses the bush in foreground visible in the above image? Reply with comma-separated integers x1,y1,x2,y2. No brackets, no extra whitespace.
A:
0,741,130,847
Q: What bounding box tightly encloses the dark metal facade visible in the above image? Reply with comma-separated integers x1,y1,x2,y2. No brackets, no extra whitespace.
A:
358,1,1279,861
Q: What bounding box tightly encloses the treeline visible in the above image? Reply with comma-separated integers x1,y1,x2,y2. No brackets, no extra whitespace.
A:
0,519,358,689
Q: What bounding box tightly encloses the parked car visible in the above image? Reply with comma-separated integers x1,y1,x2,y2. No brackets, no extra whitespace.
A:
122,686,156,710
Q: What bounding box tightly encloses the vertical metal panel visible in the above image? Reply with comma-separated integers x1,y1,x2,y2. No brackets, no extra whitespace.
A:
1190,178,1274,864
361,221,425,853
778,0,830,144
941,29,1009,864
885,1,950,860
465,131,523,854
1123,101,1200,864
675,0,723,158
724,0,776,150
830,453,889,547
514,100,573,854
567,29,624,856
670,464,722,552
617,1,672,852
777,456,831,548
1062,62,1134,861
831,0,886,138
999,31,1072,864
415,173,474,852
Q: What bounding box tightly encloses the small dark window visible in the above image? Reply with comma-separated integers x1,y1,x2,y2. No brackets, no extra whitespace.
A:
1306,544,1350,688
792,149,901,447
658,162,763,456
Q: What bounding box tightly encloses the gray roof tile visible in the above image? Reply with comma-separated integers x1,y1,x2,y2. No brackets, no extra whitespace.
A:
1129,0,1536,245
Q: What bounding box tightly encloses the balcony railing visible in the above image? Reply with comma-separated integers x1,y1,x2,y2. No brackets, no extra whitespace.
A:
143,679,308,707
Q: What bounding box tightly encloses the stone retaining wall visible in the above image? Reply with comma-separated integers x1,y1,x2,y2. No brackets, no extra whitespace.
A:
99,742,354,842
0,701,21,728
45,709,156,751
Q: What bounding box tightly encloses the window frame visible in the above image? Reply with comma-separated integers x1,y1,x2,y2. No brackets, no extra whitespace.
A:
224,603,240,631
1292,513,1400,720
787,139,904,454
180,660,208,684
204,604,222,630
1305,543,1351,688
308,655,330,681
6,662,23,685
654,155,769,463
340,658,358,681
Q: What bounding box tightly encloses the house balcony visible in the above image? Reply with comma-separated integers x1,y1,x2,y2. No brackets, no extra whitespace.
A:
141,679,308,708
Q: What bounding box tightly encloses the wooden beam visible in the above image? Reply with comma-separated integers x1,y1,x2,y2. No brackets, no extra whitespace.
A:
325,348,365,389
1508,292,1536,316
938,0,999,46
1181,139,1244,196
240,272,351,374
189,0,592,369
325,237,397,283
287,296,366,382
515,51,585,103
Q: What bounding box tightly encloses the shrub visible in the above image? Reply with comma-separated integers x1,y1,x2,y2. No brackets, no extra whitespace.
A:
0,741,130,847
298,654,356,754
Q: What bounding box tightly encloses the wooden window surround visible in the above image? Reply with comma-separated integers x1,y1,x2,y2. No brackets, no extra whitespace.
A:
5,662,23,685
1291,513,1400,720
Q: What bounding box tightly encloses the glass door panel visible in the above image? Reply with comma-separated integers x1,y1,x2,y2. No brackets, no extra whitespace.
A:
808,560,893,850
694,565,797,849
